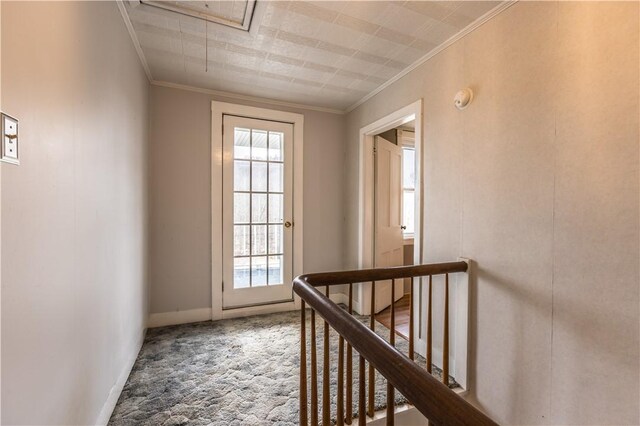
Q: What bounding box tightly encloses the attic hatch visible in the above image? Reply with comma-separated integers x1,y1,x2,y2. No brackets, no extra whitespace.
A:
139,0,257,31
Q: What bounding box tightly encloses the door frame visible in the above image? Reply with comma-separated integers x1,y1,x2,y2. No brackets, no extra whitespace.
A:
357,99,423,315
211,101,304,320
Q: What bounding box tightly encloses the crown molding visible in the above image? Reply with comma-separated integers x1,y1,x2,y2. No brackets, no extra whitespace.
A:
118,0,517,115
117,0,341,114
116,0,153,81
345,1,518,113
151,80,346,115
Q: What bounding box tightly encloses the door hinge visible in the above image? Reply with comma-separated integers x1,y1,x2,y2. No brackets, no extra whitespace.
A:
222,281,225,292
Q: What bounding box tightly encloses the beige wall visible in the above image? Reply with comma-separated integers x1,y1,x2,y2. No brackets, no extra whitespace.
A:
345,2,639,424
148,85,345,314
1,2,149,425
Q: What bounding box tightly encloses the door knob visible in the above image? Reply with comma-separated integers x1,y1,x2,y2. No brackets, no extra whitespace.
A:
284,221,293,228
401,225,407,230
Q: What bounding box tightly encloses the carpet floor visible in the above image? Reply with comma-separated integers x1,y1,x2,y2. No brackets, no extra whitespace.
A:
108,309,456,426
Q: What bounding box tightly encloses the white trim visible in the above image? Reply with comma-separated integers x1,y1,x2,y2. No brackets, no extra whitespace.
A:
211,105,224,320
220,301,298,320
116,0,153,81
345,1,517,113
148,308,212,328
211,101,304,321
94,328,146,425
153,80,344,115
358,100,423,315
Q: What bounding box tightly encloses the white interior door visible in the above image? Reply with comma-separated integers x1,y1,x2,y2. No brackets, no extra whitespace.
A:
374,135,404,312
222,115,294,309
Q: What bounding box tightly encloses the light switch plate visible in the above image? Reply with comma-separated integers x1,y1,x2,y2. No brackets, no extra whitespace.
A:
1,113,19,165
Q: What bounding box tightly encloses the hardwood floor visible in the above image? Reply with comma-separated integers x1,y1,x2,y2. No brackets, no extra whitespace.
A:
375,294,411,341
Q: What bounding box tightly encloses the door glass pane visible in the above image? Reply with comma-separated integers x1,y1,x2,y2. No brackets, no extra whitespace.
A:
234,160,250,191
251,193,267,223
234,257,250,288
234,225,250,256
268,194,283,223
268,255,283,285
252,130,268,160
251,225,267,255
252,162,267,192
234,193,250,224
234,128,251,159
252,256,268,286
268,132,283,161
269,163,283,192
231,124,288,292
268,225,282,254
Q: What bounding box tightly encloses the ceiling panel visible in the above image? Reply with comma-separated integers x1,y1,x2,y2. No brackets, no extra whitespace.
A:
140,0,254,29
124,0,505,111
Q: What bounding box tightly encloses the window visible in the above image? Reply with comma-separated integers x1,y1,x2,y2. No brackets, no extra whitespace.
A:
402,146,415,239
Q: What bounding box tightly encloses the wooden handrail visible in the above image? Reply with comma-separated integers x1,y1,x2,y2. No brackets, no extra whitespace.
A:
296,261,468,286
294,262,498,426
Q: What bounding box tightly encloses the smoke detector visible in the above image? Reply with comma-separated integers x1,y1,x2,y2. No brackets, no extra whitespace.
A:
454,88,474,110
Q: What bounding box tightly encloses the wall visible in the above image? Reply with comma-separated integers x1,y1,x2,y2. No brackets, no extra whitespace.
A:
1,2,149,425
378,128,398,145
345,2,639,424
148,85,345,315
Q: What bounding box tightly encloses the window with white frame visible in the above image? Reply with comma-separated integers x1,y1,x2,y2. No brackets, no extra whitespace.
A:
402,145,415,239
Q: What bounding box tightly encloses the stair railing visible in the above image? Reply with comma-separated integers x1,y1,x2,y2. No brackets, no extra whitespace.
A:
294,261,497,426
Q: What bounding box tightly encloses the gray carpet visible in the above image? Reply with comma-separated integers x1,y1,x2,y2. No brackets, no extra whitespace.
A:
108,309,456,426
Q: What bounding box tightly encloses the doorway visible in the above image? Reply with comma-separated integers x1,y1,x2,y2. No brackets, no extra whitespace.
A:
373,122,417,322
372,133,404,311
356,100,423,316
211,102,304,320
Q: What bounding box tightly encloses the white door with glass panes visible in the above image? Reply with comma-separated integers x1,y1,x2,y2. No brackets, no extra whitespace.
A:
222,115,294,308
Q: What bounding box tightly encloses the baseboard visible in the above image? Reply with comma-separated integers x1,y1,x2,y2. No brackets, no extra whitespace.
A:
367,405,427,425
149,294,350,326
220,301,298,320
94,327,146,426
148,308,213,328
329,292,365,314
329,292,348,306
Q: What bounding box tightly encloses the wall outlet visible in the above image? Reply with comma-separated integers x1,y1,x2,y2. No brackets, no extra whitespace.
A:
1,113,19,165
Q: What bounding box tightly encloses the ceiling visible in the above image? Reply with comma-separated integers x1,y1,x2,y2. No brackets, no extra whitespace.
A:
123,1,504,112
